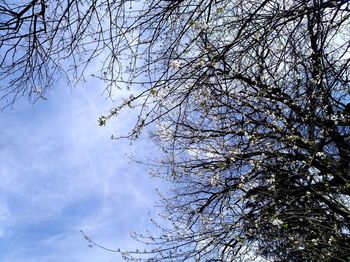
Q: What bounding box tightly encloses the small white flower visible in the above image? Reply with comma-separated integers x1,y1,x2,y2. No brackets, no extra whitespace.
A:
170,60,181,70
198,59,205,67
209,173,220,186
315,151,326,159
109,108,118,116
330,115,338,121
308,166,321,175
326,174,334,181
33,86,42,93
271,218,283,226
193,21,210,30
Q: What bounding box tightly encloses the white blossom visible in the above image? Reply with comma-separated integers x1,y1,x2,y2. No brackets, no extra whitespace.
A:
271,218,283,226
311,238,318,245
192,21,210,31
308,166,321,175
209,173,220,186
315,151,326,159
170,60,181,70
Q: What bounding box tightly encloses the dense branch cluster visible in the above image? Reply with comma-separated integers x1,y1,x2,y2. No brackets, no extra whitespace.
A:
103,1,350,261
2,0,350,261
0,0,117,106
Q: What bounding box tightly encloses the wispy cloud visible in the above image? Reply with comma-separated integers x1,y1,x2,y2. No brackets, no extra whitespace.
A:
0,77,161,261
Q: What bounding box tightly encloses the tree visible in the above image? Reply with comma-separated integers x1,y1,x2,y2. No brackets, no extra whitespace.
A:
0,0,118,107
2,0,350,261
101,1,350,261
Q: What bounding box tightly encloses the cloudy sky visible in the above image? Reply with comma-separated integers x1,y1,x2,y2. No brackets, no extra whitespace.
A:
0,77,163,261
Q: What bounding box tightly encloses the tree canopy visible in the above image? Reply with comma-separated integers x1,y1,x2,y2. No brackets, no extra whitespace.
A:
2,0,350,261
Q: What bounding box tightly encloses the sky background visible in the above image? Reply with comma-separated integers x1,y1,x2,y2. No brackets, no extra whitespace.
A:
0,76,163,261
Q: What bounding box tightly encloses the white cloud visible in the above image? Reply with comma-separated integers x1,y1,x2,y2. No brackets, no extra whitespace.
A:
0,77,162,261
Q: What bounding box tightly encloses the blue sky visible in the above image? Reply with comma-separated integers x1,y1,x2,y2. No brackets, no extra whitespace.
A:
0,77,162,261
